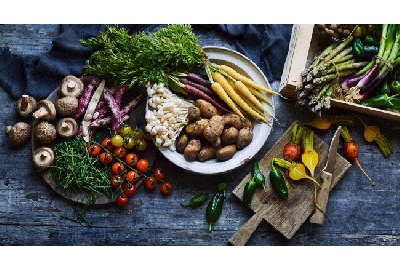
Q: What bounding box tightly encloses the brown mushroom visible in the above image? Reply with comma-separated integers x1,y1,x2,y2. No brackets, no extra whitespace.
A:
60,75,84,98
33,100,56,121
35,121,57,144
6,122,31,146
32,147,54,170
55,96,79,117
56,118,78,139
16,95,37,119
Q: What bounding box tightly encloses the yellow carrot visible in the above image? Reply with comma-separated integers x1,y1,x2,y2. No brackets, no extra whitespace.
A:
247,86,273,107
234,80,275,118
219,64,279,95
212,72,269,123
211,82,244,118
227,78,263,116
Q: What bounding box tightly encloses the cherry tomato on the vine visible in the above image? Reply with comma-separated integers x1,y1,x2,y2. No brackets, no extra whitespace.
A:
111,134,124,148
118,124,132,136
154,168,166,180
125,153,138,167
110,175,123,189
160,182,172,195
137,159,149,173
88,145,100,157
114,147,126,159
123,184,136,197
102,138,113,151
126,170,140,184
116,194,129,207
144,177,157,190
136,139,147,151
112,162,125,175
99,152,113,164
124,137,136,149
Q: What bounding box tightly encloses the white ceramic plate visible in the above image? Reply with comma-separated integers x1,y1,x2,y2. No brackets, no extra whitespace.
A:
155,46,275,175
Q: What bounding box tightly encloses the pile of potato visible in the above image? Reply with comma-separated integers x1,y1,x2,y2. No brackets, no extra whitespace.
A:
176,99,253,162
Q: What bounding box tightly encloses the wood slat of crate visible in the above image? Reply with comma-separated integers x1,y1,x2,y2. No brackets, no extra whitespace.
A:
232,121,351,240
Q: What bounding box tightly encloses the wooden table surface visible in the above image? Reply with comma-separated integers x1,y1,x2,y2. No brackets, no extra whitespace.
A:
1,24,400,246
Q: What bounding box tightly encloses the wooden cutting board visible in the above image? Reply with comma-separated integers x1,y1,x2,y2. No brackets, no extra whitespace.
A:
229,120,351,244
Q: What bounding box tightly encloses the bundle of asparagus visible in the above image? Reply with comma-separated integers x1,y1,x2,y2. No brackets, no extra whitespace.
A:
297,35,369,114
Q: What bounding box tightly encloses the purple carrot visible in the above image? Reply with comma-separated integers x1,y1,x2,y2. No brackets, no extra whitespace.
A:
184,85,230,112
90,93,146,128
179,77,217,98
186,73,212,88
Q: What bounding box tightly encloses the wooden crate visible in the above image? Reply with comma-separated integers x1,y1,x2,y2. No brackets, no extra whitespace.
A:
279,24,400,122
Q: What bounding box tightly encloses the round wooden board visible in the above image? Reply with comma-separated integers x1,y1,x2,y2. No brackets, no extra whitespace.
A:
32,83,156,205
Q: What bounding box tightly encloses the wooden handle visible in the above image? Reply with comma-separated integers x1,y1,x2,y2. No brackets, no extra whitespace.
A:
309,171,333,225
228,211,264,246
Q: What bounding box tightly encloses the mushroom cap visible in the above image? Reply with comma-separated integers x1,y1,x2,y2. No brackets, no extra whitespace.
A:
32,147,55,170
56,118,78,139
60,75,84,98
6,122,31,146
35,121,57,144
16,95,37,119
55,96,79,117
33,100,57,121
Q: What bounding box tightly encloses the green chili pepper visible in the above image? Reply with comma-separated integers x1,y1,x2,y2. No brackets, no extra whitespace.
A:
181,193,209,207
391,81,400,95
215,175,228,196
360,94,399,108
269,160,288,199
389,97,400,110
378,79,391,95
353,38,365,58
252,161,266,192
364,35,380,47
243,178,257,205
363,45,379,58
206,192,225,232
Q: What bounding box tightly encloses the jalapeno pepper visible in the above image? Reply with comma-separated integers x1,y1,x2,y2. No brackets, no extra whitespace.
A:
206,192,224,232
252,161,266,192
353,38,365,58
360,94,399,108
269,160,288,199
391,80,400,95
215,175,228,196
181,193,209,207
242,177,257,205
378,78,391,95
364,35,380,47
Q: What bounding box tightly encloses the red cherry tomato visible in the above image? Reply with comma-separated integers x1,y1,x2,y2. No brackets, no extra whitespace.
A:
154,168,166,180
110,175,122,189
126,170,140,184
144,177,157,190
102,138,114,151
114,147,126,159
99,152,113,164
116,194,129,207
125,153,138,167
123,184,136,197
88,145,101,157
137,159,149,173
160,182,172,195
112,162,125,175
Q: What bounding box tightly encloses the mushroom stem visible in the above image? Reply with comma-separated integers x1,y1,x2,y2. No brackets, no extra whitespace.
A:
21,95,29,111
6,126,12,134
40,152,49,160
33,107,47,119
67,81,76,90
61,122,70,131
